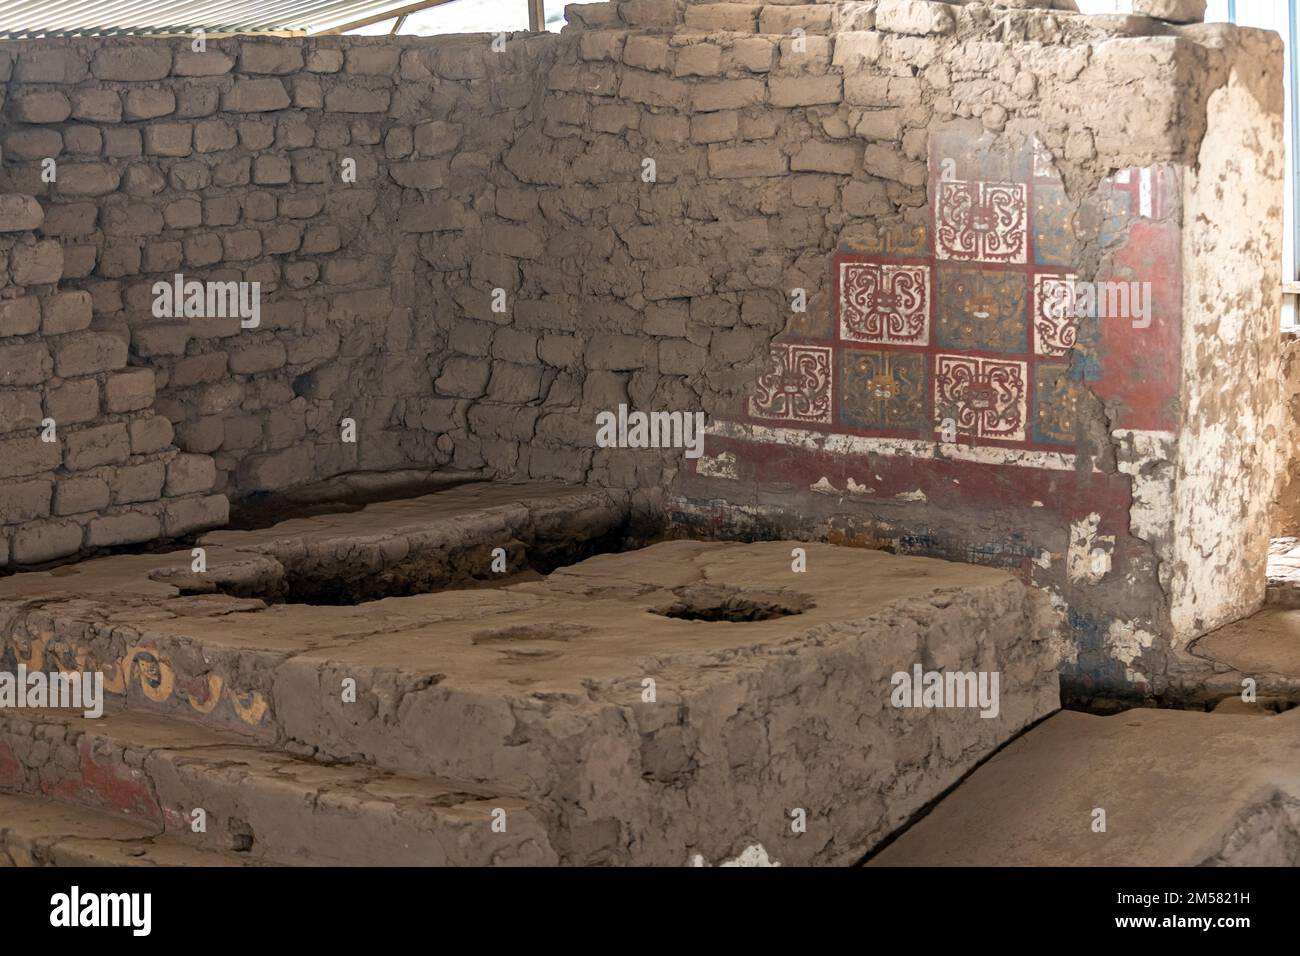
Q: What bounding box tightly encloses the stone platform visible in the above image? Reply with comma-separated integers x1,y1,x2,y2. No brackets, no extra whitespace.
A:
0,482,1063,865
870,707,1300,866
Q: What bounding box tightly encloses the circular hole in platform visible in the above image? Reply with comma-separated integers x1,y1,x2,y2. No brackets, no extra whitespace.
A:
651,584,811,623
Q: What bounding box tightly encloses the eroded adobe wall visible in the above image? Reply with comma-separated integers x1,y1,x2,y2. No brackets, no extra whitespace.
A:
0,1,1284,701
1271,331,1300,538
0,32,559,565
1172,54,1284,643
527,2,1282,697
0,206,224,565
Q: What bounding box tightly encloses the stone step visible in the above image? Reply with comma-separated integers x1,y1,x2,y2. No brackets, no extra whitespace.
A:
869,707,1300,866
0,791,262,867
1191,607,1300,683
0,480,630,740
0,708,557,866
0,485,1063,864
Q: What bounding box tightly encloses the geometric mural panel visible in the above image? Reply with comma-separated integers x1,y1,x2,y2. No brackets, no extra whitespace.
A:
1032,182,1078,267
936,267,1027,353
748,343,833,425
839,261,930,346
1032,273,1079,357
935,180,1028,264
1033,362,1079,445
934,354,1028,442
733,134,1176,455
839,348,928,432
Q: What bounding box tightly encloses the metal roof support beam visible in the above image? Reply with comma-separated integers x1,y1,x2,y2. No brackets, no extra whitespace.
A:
527,0,545,32
310,0,457,35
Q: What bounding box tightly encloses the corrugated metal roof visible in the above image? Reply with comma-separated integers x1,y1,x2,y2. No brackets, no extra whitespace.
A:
0,0,453,38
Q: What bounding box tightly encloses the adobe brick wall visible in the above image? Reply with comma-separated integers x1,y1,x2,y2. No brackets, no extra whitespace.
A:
0,196,225,564
547,1,1283,697
0,0,1286,700
0,31,562,565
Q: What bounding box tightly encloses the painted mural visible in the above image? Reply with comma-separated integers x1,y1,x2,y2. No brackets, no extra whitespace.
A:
0,630,270,729
739,129,1178,455
682,125,1184,693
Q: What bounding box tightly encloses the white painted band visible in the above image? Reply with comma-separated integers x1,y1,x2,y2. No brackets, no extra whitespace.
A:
705,420,1175,473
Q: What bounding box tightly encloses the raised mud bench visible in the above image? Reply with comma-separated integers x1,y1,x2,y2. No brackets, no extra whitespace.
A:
870,707,1300,866
0,708,556,866
0,480,1063,865
0,792,264,867
150,482,633,604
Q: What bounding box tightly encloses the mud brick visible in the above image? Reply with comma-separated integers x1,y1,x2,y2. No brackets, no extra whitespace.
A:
0,435,61,479
163,493,229,536
674,44,723,78
228,341,286,374
414,120,461,156
44,379,99,424
53,332,128,377
92,46,172,80
307,49,344,73
252,154,291,184
10,241,63,285
40,291,93,335
222,79,290,112
389,160,445,189
11,519,82,564
791,142,858,174
0,480,52,525
53,476,111,516
41,202,98,237
3,130,62,161
71,88,122,122
686,4,761,31
345,47,400,75
102,202,165,237
0,297,41,337
623,36,670,72
222,229,263,261
1132,0,1206,23
0,195,44,233
64,423,131,471
112,460,166,504
707,144,788,178
0,343,53,387
587,334,653,371
62,126,102,156
104,369,157,413
124,88,176,120
12,91,71,124
129,415,174,455
240,43,303,75
144,122,194,156
0,390,43,433
85,510,161,548
239,445,313,491
54,163,120,196
165,453,217,496
16,47,89,83
173,50,236,76
769,75,842,107
324,87,390,113
692,78,765,113
435,357,491,398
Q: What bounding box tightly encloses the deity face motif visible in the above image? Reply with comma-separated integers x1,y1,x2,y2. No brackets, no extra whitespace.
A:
869,372,898,400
